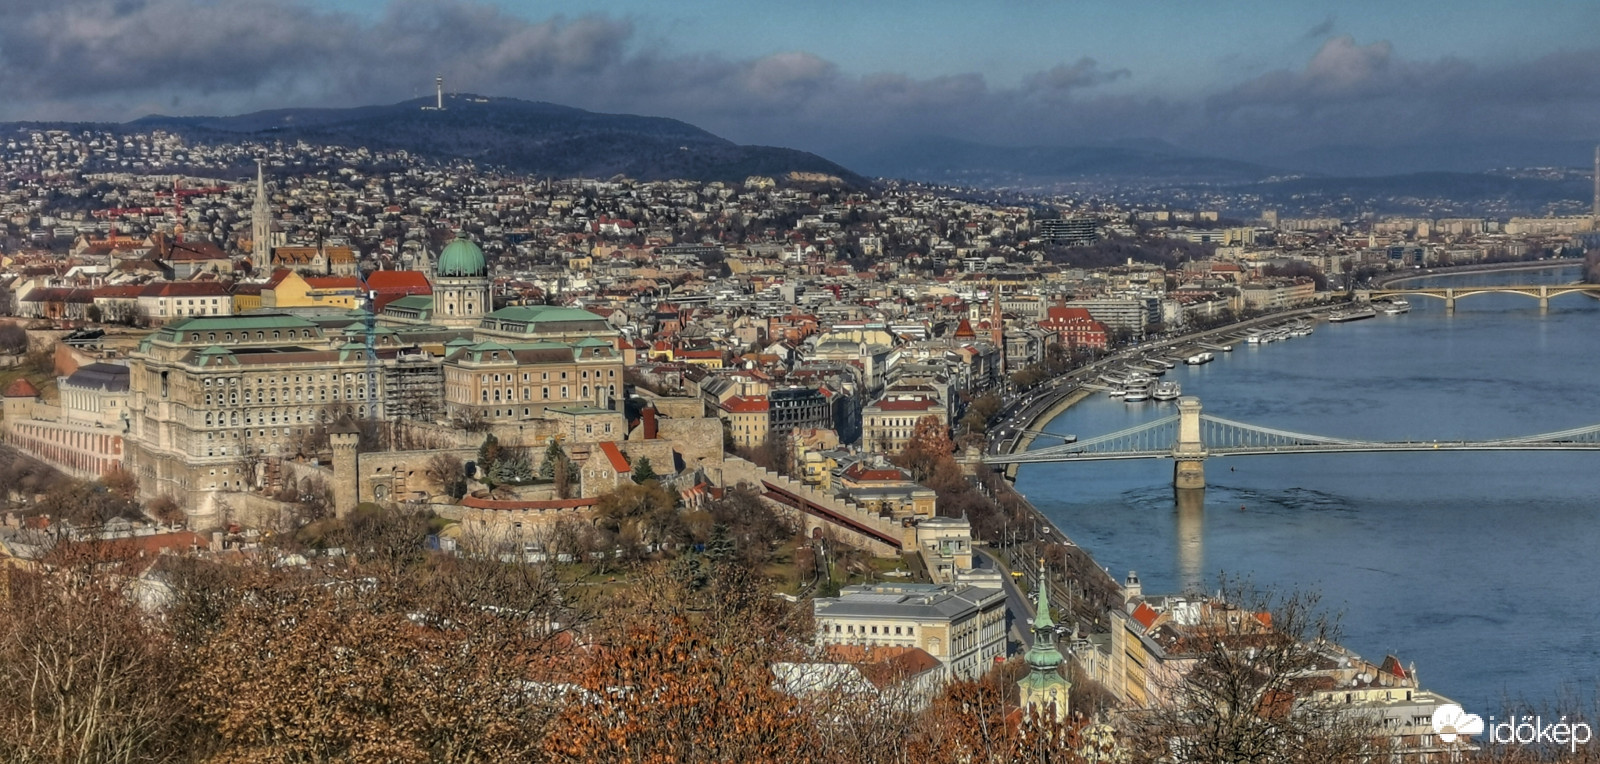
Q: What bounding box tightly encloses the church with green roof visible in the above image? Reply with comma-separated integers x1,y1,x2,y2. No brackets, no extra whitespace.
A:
430,236,491,328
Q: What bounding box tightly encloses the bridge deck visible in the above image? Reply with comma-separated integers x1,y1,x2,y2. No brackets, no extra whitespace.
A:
985,402,1600,466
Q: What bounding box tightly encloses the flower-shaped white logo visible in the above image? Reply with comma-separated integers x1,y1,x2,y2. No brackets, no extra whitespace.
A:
1432,703,1484,743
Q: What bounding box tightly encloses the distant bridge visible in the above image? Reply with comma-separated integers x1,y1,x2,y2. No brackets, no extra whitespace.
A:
985,397,1600,488
1365,283,1600,312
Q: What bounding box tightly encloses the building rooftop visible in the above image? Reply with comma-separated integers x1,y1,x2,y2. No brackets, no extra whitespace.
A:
61,362,130,392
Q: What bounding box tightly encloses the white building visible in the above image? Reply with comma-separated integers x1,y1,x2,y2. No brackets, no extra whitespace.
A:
813,582,1007,681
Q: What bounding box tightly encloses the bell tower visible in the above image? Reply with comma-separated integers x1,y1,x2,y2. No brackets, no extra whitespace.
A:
1017,557,1072,722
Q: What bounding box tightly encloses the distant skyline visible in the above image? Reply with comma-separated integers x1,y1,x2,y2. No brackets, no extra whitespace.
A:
5,0,1600,168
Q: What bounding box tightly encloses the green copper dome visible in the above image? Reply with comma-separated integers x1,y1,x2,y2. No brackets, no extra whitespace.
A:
436,238,487,278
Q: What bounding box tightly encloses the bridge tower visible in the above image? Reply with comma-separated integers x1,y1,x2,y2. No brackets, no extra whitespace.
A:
1173,396,1206,489
1444,288,1456,313
1539,285,1550,313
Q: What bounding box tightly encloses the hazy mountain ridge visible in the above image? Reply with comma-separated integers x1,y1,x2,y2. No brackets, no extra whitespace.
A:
21,96,862,184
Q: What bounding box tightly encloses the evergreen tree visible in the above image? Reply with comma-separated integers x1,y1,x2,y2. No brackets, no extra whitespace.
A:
669,552,710,592
632,457,657,484
539,438,567,481
705,523,736,563
476,433,502,485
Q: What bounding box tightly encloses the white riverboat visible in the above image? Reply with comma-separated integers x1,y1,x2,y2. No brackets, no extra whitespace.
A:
1328,305,1378,323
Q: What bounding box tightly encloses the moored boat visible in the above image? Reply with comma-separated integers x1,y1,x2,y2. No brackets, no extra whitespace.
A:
1151,381,1181,401
1328,305,1378,323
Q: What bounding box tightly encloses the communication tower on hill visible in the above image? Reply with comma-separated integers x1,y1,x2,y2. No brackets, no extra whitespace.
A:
422,76,446,111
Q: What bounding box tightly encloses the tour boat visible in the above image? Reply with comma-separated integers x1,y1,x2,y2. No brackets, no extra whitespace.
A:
1328,305,1378,323
1185,352,1215,365
1122,381,1153,402
1382,299,1411,315
1151,381,1182,401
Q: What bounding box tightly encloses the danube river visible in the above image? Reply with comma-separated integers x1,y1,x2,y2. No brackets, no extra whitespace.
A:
1016,264,1600,714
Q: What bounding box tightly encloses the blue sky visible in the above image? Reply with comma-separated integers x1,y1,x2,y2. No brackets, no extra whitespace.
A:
3,0,1598,165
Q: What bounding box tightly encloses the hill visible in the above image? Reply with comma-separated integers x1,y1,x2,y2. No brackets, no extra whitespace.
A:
108,95,861,184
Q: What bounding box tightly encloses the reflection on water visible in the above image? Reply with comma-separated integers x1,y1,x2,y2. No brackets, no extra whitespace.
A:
1017,265,1600,712
1175,488,1204,594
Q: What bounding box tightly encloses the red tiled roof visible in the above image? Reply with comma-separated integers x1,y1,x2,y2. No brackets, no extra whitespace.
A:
93,284,144,299
598,441,631,474
365,271,432,292
1131,602,1160,630
872,398,935,412
843,462,909,482
3,378,41,397
721,395,770,414
139,281,231,298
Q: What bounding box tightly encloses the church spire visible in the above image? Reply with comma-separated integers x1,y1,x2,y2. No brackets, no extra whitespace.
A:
251,159,272,264
1018,557,1071,721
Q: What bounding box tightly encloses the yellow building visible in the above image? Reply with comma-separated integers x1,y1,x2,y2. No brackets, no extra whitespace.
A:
442,339,625,423
262,270,364,310
720,395,769,449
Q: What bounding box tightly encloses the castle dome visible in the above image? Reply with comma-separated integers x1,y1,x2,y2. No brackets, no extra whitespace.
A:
436,237,486,278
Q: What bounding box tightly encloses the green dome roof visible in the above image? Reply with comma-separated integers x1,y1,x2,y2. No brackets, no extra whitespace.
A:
437,238,486,278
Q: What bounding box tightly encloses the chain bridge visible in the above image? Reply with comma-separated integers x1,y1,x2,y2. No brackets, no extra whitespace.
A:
1365,283,1600,312
985,397,1600,488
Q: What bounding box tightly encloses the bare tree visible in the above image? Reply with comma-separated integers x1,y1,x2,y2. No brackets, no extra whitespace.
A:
425,452,468,500
236,443,263,491
0,554,187,763
1122,578,1382,763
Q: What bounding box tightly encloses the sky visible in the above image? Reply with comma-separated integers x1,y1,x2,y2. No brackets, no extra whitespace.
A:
4,0,1600,165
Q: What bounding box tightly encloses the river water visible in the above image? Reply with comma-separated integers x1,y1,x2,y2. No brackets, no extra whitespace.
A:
1016,264,1600,713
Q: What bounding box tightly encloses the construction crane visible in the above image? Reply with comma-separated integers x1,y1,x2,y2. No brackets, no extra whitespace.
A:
363,285,380,434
